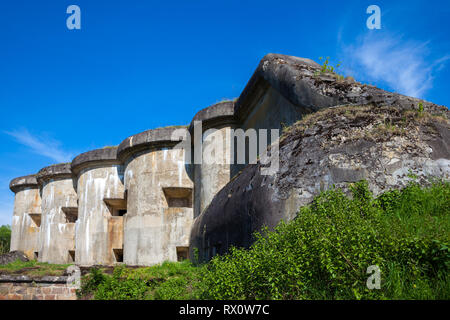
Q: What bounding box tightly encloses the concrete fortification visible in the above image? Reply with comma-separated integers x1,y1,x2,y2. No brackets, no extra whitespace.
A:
8,53,450,266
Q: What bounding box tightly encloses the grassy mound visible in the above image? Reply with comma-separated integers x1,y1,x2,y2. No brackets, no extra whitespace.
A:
0,259,72,277
77,260,203,300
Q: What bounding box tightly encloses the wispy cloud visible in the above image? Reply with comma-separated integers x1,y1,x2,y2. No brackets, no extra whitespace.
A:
4,128,73,163
341,33,450,98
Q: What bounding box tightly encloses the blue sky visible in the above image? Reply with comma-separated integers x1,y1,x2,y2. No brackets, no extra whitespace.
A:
0,0,449,225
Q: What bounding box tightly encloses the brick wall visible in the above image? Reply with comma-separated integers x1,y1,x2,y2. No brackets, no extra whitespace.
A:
0,275,77,300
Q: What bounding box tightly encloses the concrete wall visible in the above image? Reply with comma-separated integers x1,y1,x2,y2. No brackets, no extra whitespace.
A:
231,85,302,177
123,147,193,265
194,126,233,218
0,276,77,300
75,165,125,265
38,178,77,264
10,187,41,260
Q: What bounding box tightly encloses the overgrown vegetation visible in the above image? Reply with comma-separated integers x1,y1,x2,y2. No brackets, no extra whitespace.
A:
201,180,449,299
0,225,11,254
77,260,204,300
75,181,449,300
315,56,346,80
280,104,448,145
0,259,72,277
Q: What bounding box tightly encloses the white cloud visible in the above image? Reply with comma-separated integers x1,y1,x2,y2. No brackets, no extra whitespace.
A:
4,128,73,163
341,33,449,98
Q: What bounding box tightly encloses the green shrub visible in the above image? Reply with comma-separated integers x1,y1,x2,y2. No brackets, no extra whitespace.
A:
201,180,449,300
94,265,150,300
76,267,107,299
0,225,11,254
77,181,449,300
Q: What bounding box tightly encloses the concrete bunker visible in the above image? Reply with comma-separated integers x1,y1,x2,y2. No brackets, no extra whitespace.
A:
71,146,125,266
117,126,194,265
36,164,77,264
9,175,42,260
8,53,448,267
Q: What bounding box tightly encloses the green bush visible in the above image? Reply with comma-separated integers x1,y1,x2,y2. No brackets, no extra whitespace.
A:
0,225,11,254
76,267,107,299
201,180,449,299
77,181,449,300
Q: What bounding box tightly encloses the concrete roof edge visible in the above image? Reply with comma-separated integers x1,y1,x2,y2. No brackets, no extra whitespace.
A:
36,163,73,185
234,53,322,120
9,175,38,193
117,126,188,162
71,147,121,175
188,101,237,132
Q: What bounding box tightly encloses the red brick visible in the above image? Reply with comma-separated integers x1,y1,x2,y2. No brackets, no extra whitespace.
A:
51,287,65,294
42,287,52,294
0,287,10,295
13,286,27,295
58,294,77,301
7,294,23,300
44,294,56,300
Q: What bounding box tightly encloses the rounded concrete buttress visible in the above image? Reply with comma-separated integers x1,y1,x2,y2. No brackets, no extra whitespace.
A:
71,147,125,266
36,163,77,264
188,101,237,219
117,126,194,266
9,175,41,260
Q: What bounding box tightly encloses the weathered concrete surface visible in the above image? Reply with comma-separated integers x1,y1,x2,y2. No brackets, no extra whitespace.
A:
190,105,450,262
9,175,41,260
36,164,78,264
188,101,236,132
117,126,187,162
71,146,119,171
72,147,125,266
193,126,234,218
120,127,194,265
235,53,445,120
189,101,237,218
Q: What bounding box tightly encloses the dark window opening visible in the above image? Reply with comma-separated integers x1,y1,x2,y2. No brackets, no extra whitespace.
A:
34,252,39,260
113,249,123,263
61,207,78,223
117,209,127,216
28,213,41,227
68,250,75,262
163,187,193,208
104,198,127,217
176,246,189,261
168,198,189,208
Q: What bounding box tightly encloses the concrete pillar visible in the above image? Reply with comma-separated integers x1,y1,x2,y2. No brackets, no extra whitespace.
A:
71,147,125,266
189,101,236,218
36,164,77,264
117,127,194,265
9,175,41,260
